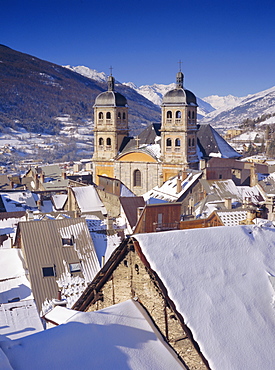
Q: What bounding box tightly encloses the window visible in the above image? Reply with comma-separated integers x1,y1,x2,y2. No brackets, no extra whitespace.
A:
188,111,191,119
123,112,126,120
106,112,111,119
192,111,195,119
166,138,172,147
106,137,111,146
192,138,195,147
99,137,104,146
167,111,172,118
188,138,191,146
175,138,181,146
176,111,181,118
62,236,74,246
98,112,103,119
117,112,121,119
133,169,141,187
69,263,81,273
42,266,55,277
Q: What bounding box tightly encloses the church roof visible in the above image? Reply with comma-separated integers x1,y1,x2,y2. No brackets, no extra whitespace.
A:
94,75,127,107
118,123,161,160
94,90,127,107
162,88,197,106
162,71,197,106
118,122,239,161
197,124,241,159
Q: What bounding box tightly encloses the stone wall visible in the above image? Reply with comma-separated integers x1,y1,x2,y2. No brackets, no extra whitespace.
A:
86,247,208,370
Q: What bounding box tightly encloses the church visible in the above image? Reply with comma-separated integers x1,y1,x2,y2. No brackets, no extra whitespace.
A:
92,71,240,195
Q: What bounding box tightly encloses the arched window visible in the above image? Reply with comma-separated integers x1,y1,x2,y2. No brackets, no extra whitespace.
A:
133,169,141,187
106,112,111,119
176,111,181,118
117,112,121,119
192,111,195,119
188,138,191,146
106,137,111,146
167,111,172,119
166,138,172,147
192,138,195,146
123,112,126,120
99,112,103,119
175,138,181,146
188,111,191,119
99,137,104,146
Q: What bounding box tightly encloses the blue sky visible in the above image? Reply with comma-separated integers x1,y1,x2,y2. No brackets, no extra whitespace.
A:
1,0,274,98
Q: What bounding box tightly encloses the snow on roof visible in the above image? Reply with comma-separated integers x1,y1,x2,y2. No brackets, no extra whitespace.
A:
143,171,202,202
44,306,78,325
72,186,107,214
0,249,26,280
0,300,185,370
85,215,121,264
0,191,37,212
134,225,275,370
0,300,43,340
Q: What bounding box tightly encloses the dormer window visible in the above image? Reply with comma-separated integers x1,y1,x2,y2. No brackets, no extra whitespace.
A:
62,235,75,246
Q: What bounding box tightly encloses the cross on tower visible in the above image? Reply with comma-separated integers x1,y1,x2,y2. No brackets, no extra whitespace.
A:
134,136,140,148
109,66,113,76
178,60,182,72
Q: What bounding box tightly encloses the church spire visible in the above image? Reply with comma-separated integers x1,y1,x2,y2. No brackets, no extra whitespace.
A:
176,60,184,88
108,66,115,91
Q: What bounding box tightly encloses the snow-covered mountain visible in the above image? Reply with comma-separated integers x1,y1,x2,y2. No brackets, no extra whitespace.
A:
202,94,244,110
200,86,275,131
64,65,108,83
123,82,215,117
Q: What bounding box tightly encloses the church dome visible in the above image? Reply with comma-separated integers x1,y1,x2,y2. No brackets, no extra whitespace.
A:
94,74,127,107
162,71,197,106
94,91,127,107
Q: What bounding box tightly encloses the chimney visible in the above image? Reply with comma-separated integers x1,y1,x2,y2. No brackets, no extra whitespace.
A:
26,209,34,221
37,199,42,211
224,197,232,209
250,163,258,186
107,216,113,230
35,173,39,190
199,159,206,171
176,173,182,193
62,171,67,180
9,180,14,189
181,170,188,181
158,173,163,187
246,209,256,223
40,171,45,183
137,206,144,220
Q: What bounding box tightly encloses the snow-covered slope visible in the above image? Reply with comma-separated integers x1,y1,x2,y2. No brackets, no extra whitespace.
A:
202,94,244,110
64,65,108,83
201,86,275,131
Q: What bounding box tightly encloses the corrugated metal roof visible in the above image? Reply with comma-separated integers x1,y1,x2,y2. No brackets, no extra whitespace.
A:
15,218,100,311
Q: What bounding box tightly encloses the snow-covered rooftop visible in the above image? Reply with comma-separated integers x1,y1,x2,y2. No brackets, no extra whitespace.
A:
143,171,202,202
72,185,107,214
134,224,275,370
0,300,185,370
